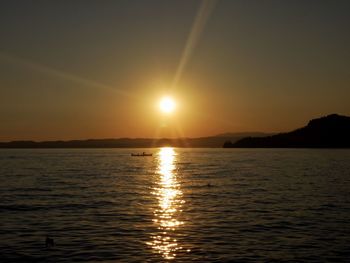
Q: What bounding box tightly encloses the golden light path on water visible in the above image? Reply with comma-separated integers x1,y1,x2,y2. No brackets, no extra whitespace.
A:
147,147,187,259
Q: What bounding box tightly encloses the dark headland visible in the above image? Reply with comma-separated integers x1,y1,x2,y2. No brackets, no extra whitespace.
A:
224,114,350,148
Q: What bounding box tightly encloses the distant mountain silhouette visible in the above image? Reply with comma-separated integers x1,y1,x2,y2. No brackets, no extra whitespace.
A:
224,114,350,148
0,132,270,148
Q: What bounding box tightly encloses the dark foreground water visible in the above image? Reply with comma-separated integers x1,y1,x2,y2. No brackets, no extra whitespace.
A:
0,148,349,262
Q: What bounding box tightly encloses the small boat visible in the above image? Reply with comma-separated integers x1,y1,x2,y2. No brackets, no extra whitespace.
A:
131,152,153,157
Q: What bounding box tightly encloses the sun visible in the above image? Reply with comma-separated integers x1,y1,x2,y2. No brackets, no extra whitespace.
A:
159,96,176,114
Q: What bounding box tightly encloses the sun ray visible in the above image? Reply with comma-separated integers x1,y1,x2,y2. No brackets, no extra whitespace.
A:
171,0,218,89
0,51,134,98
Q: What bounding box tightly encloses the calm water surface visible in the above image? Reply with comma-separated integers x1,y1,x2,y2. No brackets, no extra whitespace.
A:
0,148,350,262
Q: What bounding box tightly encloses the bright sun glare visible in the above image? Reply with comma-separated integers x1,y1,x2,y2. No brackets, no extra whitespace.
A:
159,97,176,114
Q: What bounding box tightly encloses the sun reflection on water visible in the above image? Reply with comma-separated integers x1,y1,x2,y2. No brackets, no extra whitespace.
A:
147,147,185,259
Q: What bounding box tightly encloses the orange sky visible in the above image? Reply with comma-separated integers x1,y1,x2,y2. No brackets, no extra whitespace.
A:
0,1,349,141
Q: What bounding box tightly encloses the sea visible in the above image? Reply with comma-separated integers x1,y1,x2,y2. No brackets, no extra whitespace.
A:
0,148,349,262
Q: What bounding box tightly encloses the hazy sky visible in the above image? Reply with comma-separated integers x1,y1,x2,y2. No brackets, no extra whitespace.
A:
1,0,349,141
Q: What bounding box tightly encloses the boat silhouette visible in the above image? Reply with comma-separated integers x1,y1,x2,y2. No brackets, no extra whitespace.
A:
131,152,152,157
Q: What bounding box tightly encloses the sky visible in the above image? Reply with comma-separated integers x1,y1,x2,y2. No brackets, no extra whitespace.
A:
0,0,349,141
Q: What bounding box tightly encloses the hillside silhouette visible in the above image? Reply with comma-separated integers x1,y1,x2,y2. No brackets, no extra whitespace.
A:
224,114,350,148
0,132,268,148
